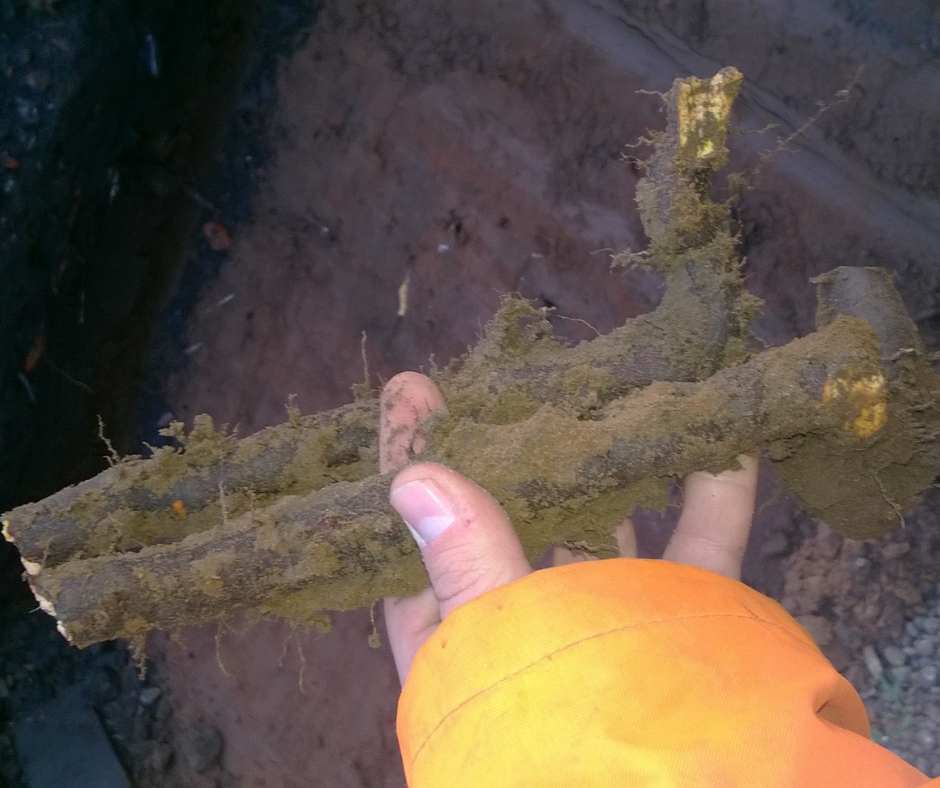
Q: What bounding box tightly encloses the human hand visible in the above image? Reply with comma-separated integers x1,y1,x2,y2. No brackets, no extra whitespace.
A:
379,371,758,683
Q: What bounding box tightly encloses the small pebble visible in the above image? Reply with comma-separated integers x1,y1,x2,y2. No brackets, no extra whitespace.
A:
882,645,906,668
914,637,935,658
915,729,937,751
153,697,172,723
15,97,38,125
889,666,910,686
863,645,884,681
883,542,911,560
922,617,940,635
919,665,939,686
796,615,833,647
24,70,50,92
139,686,162,707
146,743,174,773
760,532,789,558
816,529,842,560
181,725,223,773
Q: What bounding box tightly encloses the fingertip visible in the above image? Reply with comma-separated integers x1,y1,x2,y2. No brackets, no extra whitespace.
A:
379,374,446,474
380,372,445,411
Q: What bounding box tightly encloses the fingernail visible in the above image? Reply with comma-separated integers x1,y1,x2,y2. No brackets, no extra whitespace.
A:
390,479,456,548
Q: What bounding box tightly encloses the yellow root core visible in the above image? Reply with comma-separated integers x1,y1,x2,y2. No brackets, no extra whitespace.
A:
676,67,742,164
823,372,888,438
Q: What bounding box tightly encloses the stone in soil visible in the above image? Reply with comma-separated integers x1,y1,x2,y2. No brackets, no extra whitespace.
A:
181,724,224,774
881,645,906,668
139,686,162,707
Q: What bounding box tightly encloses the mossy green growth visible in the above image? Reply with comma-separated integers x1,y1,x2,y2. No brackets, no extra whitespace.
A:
470,296,559,363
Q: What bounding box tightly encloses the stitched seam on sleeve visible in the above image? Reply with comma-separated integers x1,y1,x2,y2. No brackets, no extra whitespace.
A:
410,611,821,765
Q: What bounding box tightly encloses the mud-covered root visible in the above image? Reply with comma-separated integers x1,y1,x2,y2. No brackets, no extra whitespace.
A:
5,67,939,649
813,266,923,361
1,272,741,574
774,266,940,538
1,403,381,570
26,314,935,647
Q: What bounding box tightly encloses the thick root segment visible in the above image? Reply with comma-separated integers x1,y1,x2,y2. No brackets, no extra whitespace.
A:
30,316,928,647
4,68,939,647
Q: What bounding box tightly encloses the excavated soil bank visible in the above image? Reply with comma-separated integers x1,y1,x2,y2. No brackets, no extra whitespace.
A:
0,1,307,784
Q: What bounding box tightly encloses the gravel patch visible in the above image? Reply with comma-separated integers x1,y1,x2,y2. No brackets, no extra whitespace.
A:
861,585,940,776
783,491,940,778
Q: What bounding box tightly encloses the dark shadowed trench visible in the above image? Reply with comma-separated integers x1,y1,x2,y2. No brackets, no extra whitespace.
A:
2,1,940,785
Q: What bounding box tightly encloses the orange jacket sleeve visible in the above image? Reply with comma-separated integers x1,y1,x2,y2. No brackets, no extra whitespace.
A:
397,559,937,787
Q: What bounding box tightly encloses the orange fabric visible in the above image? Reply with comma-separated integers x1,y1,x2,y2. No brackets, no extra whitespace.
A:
398,559,937,787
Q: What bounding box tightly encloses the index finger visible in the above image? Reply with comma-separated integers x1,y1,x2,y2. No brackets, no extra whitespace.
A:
379,372,446,474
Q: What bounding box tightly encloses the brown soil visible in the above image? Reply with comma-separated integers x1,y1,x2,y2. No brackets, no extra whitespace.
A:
133,2,939,785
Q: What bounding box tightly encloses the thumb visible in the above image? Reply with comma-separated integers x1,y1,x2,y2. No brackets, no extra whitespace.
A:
390,462,531,619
